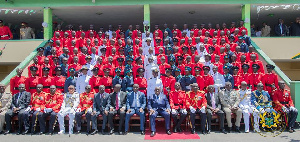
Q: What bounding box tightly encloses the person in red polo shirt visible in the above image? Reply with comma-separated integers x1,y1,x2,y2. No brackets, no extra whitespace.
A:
10,68,26,95
0,20,13,40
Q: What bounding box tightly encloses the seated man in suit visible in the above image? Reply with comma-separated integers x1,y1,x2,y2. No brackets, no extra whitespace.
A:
124,84,146,135
205,85,227,134
4,84,31,135
108,84,127,135
91,85,110,135
148,87,171,137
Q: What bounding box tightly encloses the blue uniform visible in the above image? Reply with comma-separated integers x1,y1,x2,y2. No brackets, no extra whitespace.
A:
64,76,77,93
125,91,146,131
124,45,133,56
223,73,234,88
147,94,171,132
180,75,197,92
112,75,122,88
44,46,52,56
237,42,249,53
175,75,183,82
60,64,68,77
121,75,134,92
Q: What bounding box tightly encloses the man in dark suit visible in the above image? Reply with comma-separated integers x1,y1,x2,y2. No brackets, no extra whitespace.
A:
91,85,110,135
275,18,288,36
148,87,171,137
124,84,146,135
4,84,31,135
205,85,227,134
108,84,127,135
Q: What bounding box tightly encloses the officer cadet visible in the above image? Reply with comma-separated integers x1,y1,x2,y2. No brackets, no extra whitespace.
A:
223,65,234,88
0,84,12,134
202,66,214,91
30,84,46,135
134,68,147,95
25,66,41,94
186,83,207,134
10,68,26,95
4,84,31,135
101,68,113,93
43,85,63,135
40,67,54,93
180,67,197,92
147,67,163,99
194,66,205,90
107,84,127,135
89,67,101,93
85,55,94,76
249,64,263,90
263,64,278,96
64,68,77,93
161,68,176,95
75,85,94,135
76,66,91,94
121,69,134,92
169,82,187,133
205,85,227,134
232,66,241,90
239,64,250,85
219,82,242,133
53,67,66,93
148,87,171,137
124,84,146,135
124,56,134,72
174,67,183,82
58,85,80,135
112,68,123,88
145,56,160,80
238,81,256,133
212,66,225,93
251,83,274,132
273,81,298,133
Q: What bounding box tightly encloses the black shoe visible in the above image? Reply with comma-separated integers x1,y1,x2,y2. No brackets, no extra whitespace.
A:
202,130,207,135
91,130,98,135
0,131,3,134
191,129,195,134
49,132,54,136
221,129,227,134
173,128,178,133
39,132,45,135
101,129,105,135
22,130,29,135
166,130,171,135
4,130,10,135
228,127,232,133
124,131,128,135
141,131,145,135
207,130,211,134
86,131,90,135
119,131,123,135
236,127,241,133
289,127,294,133
76,130,81,134
109,129,114,135
177,128,182,132
150,131,156,137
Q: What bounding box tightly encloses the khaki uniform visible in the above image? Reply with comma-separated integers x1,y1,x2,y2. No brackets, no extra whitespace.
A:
219,89,242,128
20,27,35,39
0,92,12,131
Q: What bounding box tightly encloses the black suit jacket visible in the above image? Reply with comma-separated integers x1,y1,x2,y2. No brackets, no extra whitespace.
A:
205,92,221,110
93,92,110,112
109,91,127,110
11,91,31,110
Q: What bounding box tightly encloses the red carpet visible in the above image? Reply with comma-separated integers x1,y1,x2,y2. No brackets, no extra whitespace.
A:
144,122,200,140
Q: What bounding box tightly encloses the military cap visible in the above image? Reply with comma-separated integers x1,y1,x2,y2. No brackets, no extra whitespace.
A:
135,56,142,61
252,64,260,69
203,66,210,70
48,39,54,43
126,56,134,61
117,58,124,62
238,36,244,40
173,38,179,42
115,68,121,72
242,64,250,68
151,67,159,72
209,46,215,51
118,47,124,51
42,67,50,71
169,57,176,62
37,47,44,51
128,48,133,52
232,66,239,70
146,38,152,41
55,66,62,71
177,56,184,60
229,36,235,39
125,69,133,74
165,68,172,72
85,55,92,59
137,68,145,72
100,48,107,52
224,55,230,59
182,46,189,50
155,38,162,42
223,65,230,70
194,66,201,71
104,67,111,72
266,64,275,69
185,66,192,71
81,66,88,70
69,68,76,72
174,67,181,72
52,56,59,60
30,66,38,71
91,67,99,71
191,46,197,50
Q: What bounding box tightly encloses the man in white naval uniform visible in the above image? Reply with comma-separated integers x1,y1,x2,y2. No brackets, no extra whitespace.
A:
212,66,225,93
58,85,80,135
145,56,160,80
146,67,163,99
144,47,157,66
142,38,152,56
76,66,91,94
84,56,94,76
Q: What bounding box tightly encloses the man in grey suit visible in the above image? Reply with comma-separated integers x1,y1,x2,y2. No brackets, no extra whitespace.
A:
4,84,31,135
124,84,146,135
91,85,110,135
108,84,127,135
205,85,227,134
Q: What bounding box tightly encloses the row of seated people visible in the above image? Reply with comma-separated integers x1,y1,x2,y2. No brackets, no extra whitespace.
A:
0,80,297,136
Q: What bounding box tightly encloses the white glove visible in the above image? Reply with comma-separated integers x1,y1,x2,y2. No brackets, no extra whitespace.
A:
239,105,244,110
181,109,187,114
48,108,53,112
200,106,206,113
190,106,196,113
44,108,48,113
25,107,31,112
282,106,288,112
76,108,81,112
265,108,271,113
290,106,297,111
36,108,41,112
171,109,177,114
87,108,92,113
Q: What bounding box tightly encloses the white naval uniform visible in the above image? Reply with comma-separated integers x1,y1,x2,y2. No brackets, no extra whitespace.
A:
58,92,80,134
144,54,157,67
97,45,106,56
212,72,225,93
90,53,99,66
142,44,151,56
76,74,91,94
85,63,94,76
238,89,259,132
147,77,163,99
144,63,160,80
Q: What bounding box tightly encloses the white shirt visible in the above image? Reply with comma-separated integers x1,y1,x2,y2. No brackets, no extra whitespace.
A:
144,63,160,80
204,61,214,75
147,77,163,99
212,72,225,87
90,53,99,66
182,29,190,37
144,55,157,67
85,63,94,76
76,74,91,94
238,89,252,108
98,45,106,56
142,44,152,56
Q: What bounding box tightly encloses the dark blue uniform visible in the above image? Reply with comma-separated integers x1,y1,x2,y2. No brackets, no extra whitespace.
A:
121,75,134,92
112,75,122,88
64,76,77,93
180,75,197,92
223,73,234,88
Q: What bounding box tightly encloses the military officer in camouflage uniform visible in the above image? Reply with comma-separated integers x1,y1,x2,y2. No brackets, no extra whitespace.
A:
0,84,12,134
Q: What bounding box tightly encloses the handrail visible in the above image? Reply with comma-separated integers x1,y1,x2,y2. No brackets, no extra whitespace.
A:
0,40,48,86
251,40,291,86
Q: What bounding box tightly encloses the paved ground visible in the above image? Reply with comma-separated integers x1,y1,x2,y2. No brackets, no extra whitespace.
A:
0,130,299,142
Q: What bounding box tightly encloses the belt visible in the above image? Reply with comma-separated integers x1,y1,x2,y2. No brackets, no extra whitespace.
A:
233,86,238,89
83,104,92,107
139,87,146,90
105,86,111,89
174,103,183,106
254,85,257,87
0,35,9,38
29,87,37,89
44,86,50,88
14,87,19,90
93,86,99,89
265,84,272,87
56,86,64,89
280,102,288,104
220,87,225,89
33,104,41,107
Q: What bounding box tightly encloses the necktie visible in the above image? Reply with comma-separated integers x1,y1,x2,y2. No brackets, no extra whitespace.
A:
211,93,216,109
116,93,119,110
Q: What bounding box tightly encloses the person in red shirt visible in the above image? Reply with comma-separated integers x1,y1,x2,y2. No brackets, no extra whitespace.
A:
25,66,40,94
262,64,278,96
273,81,298,132
132,57,143,78
27,57,41,77
0,20,13,40
249,54,264,74
232,66,241,90
169,82,187,133
100,68,113,93
10,68,26,95
52,67,66,93
75,85,94,134
29,84,46,134
159,56,171,76
39,67,54,93
134,68,147,95
202,66,214,91
40,57,52,77
194,66,205,90
239,64,250,86
249,64,264,90
161,68,175,95
89,67,102,93
36,47,46,65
